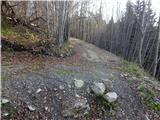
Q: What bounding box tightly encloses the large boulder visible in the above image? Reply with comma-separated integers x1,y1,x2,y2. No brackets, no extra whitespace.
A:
104,92,118,102
91,82,106,95
74,78,84,88
62,97,90,118
101,78,113,90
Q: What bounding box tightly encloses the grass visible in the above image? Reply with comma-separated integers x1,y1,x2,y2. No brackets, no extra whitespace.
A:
0,75,6,80
1,103,17,120
95,95,117,115
138,84,160,111
121,60,145,78
54,68,79,75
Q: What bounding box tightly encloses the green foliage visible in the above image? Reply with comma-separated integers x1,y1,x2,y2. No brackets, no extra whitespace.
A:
138,84,160,111
0,75,6,80
1,20,19,37
55,41,74,57
121,60,145,78
96,95,117,113
138,85,155,100
1,20,39,46
1,103,17,120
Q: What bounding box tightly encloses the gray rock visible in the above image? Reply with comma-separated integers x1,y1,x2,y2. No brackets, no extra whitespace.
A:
3,112,9,117
91,82,106,95
74,78,84,88
62,98,90,117
28,105,36,111
75,94,80,98
36,88,42,93
28,90,32,94
120,73,124,77
1,98,9,104
68,84,71,89
45,106,48,111
54,88,57,91
60,54,64,57
59,85,64,90
144,114,150,120
104,92,118,102
144,76,149,80
102,78,113,90
124,73,128,77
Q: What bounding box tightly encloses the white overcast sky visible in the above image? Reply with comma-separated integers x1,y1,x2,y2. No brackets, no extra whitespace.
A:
89,0,160,22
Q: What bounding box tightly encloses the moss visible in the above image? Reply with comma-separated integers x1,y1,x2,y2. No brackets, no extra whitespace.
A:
1,19,40,46
121,60,145,78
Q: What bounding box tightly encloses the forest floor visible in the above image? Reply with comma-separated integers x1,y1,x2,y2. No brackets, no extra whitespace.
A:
1,38,160,120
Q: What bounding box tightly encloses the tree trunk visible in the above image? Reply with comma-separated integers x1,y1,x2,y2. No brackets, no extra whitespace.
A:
46,1,50,38
153,17,160,76
56,1,67,47
138,3,146,66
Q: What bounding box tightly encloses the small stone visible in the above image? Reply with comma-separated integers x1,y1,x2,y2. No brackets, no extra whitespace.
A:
68,84,71,89
144,114,150,120
36,88,42,93
28,105,36,111
124,73,128,77
59,97,62,100
62,98,90,117
144,76,149,80
62,109,74,117
75,94,80,98
91,82,106,95
45,106,48,111
110,73,113,77
3,112,9,116
28,90,32,94
1,98,9,104
54,88,57,91
153,97,160,103
74,78,84,88
104,92,118,102
132,77,137,80
60,54,64,57
59,85,64,90
120,73,124,77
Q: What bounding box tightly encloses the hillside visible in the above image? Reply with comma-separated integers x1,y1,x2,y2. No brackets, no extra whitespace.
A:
1,38,160,120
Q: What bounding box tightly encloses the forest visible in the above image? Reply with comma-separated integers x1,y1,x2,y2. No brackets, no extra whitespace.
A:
1,0,160,78
1,0,160,120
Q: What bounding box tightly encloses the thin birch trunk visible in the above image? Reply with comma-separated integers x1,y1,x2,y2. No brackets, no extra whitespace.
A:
153,17,160,76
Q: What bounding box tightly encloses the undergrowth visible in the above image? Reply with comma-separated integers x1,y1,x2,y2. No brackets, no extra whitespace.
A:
121,60,145,78
96,95,117,111
1,19,40,46
138,84,160,111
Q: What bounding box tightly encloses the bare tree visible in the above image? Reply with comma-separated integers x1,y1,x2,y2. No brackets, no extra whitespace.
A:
56,1,67,47
46,1,50,38
138,0,147,66
153,16,160,76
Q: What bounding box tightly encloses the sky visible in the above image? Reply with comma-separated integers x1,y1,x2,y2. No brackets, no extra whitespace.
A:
90,0,160,22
